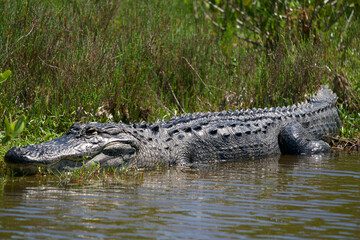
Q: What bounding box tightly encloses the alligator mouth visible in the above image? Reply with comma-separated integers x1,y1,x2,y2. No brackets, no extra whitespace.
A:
4,141,137,175
5,159,88,175
4,146,99,175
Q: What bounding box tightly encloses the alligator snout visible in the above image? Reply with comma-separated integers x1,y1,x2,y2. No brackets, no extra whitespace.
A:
4,145,58,166
4,146,58,175
4,146,29,165
4,144,88,175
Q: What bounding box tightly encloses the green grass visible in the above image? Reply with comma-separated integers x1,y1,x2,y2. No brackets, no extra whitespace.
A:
0,0,359,175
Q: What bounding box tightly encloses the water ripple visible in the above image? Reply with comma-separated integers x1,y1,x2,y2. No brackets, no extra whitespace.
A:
0,152,359,239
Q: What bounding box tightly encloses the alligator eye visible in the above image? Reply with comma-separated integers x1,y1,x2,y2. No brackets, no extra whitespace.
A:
85,127,97,135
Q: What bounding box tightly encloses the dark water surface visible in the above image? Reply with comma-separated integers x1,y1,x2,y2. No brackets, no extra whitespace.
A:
1,152,359,239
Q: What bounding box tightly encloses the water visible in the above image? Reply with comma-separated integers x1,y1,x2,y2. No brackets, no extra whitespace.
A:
1,151,359,239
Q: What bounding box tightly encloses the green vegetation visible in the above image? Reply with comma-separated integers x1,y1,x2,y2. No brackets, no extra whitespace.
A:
0,0,359,179
194,0,359,49
2,114,26,144
0,69,11,84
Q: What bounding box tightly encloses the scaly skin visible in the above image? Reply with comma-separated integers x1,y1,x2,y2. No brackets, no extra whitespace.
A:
4,86,341,174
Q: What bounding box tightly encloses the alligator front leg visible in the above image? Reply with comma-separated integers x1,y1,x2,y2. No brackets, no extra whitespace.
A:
278,122,331,155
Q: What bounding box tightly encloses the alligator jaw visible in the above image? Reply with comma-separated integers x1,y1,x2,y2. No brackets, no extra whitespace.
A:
4,146,98,175
5,159,87,175
4,141,137,175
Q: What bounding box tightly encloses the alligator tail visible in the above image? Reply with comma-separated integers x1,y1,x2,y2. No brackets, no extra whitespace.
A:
308,85,338,104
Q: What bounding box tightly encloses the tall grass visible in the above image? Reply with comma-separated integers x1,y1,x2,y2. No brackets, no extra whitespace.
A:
0,0,359,156
1,1,227,123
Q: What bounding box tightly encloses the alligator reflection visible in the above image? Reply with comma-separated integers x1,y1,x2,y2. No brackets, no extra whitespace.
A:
1,152,359,239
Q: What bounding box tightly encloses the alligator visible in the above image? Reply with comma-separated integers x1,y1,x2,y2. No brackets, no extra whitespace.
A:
4,86,341,174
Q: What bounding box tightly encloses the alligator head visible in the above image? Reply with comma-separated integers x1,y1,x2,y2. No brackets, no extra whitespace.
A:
4,122,140,174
